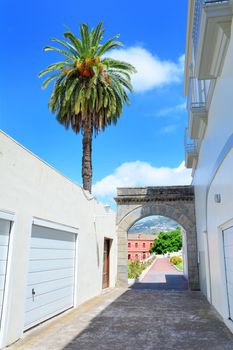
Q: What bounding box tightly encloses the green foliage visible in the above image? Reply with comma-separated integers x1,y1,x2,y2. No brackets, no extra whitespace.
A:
128,256,156,279
150,227,182,255
170,256,182,265
39,21,136,135
128,260,142,279
175,262,183,271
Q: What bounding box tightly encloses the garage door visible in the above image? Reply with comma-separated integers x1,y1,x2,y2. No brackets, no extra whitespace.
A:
223,226,233,320
24,225,76,330
0,219,11,328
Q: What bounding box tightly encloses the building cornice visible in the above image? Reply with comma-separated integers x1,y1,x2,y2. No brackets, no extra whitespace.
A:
184,0,195,95
115,186,194,204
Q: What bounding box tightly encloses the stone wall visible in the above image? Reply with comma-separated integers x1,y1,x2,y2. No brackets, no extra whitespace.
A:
115,186,199,290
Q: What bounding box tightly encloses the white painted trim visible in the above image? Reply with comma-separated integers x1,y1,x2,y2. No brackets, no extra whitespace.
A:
221,223,233,321
0,216,16,348
22,218,35,334
219,218,233,231
73,234,79,308
0,210,15,222
32,217,79,234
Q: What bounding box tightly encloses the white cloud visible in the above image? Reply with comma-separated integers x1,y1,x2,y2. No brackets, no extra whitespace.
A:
157,102,186,117
160,124,178,134
106,47,184,93
93,161,192,198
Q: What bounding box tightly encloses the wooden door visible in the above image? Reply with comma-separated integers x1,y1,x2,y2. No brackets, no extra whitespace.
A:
102,239,110,289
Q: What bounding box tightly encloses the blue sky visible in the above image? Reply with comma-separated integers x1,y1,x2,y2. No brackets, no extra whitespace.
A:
1,0,191,205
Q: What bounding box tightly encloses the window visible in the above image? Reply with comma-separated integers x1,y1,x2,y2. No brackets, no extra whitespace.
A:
143,253,146,259
128,242,131,248
135,254,138,259
150,243,153,248
135,242,138,248
143,242,146,248
128,254,131,260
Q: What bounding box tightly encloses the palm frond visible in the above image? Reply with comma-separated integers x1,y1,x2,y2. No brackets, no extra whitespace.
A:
40,21,136,135
38,61,70,78
97,37,122,56
44,46,74,59
50,38,79,57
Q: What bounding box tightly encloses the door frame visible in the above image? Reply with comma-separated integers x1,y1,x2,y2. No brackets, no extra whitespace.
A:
102,238,112,289
219,218,233,321
0,210,16,349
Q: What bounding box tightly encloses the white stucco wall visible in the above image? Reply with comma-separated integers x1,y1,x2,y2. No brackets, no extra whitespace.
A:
192,21,233,321
207,149,233,320
0,131,116,348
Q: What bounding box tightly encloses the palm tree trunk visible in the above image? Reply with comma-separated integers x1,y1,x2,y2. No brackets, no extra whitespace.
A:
82,122,93,193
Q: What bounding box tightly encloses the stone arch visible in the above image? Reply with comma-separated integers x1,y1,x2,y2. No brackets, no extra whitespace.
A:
115,186,199,290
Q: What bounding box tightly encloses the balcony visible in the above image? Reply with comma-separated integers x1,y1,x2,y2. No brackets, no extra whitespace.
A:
187,78,208,139
185,128,198,168
193,0,233,79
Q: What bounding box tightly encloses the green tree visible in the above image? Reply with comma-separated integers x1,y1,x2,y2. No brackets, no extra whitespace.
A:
150,227,182,255
39,22,136,192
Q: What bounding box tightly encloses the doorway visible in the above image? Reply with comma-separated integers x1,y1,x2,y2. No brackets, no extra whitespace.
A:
102,238,110,289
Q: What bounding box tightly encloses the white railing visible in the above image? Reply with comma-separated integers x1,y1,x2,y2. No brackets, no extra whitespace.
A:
184,128,197,154
187,77,207,111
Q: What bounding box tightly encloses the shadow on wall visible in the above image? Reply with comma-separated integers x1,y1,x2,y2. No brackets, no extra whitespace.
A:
61,288,233,350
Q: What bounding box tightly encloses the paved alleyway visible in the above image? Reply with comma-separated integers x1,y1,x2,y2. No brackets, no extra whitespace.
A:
9,259,233,350
132,257,188,290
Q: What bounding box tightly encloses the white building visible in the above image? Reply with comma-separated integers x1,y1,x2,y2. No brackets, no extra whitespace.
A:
0,131,116,348
185,0,233,332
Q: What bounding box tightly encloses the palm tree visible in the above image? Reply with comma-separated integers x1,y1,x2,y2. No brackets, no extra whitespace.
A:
39,22,136,193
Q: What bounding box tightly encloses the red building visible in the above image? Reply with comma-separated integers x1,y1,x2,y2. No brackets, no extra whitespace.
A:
128,234,155,261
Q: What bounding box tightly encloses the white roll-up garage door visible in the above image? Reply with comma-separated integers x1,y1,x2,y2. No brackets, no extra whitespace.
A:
24,224,76,330
0,219,11,328
223,226,233,320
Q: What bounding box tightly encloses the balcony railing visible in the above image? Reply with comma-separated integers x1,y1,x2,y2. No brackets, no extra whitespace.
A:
187,77,208,138
193,0,230,57
184,128,198,168
187,77,208,110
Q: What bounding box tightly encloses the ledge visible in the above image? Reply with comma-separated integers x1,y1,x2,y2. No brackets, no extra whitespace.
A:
115,186,194,203
195,1,233,79
189,105,208,139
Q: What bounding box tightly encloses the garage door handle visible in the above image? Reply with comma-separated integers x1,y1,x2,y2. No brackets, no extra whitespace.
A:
32,288,36,301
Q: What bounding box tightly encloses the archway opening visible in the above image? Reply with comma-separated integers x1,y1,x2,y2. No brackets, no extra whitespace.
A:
127,215,188,290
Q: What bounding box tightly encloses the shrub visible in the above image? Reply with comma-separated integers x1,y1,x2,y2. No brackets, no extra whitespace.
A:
128,260,142,278
128,256,156,278
170,256,182,265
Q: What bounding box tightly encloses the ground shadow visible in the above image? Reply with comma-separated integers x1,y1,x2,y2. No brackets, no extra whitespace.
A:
130,274,188,291
61,288,233,350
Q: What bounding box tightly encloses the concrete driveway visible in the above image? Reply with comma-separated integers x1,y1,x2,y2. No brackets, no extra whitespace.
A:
9,259,233,350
